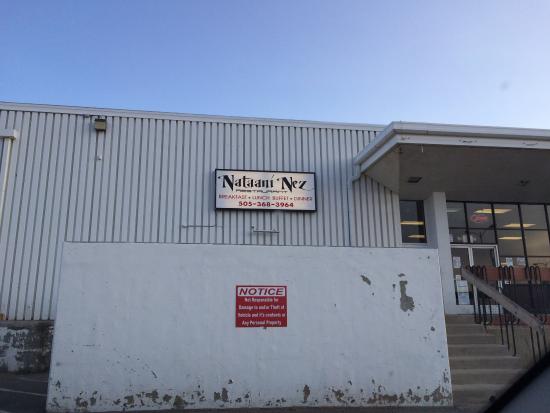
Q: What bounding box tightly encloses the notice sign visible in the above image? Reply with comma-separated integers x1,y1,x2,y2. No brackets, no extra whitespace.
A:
215,169,316,211
236,285,287,328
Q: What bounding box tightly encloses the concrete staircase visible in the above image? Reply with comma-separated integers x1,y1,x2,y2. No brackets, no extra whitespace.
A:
446,315,526,410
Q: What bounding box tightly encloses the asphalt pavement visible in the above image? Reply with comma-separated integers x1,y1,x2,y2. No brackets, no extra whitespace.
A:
0,373,48,413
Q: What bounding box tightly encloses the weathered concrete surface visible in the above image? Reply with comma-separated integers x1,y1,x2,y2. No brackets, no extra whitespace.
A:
48,243,451,411
0,374,477,413
0,320,53,373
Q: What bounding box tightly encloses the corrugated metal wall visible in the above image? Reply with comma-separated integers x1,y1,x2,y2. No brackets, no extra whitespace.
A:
0,139,4,169
0,105,401,320
0,137,6,226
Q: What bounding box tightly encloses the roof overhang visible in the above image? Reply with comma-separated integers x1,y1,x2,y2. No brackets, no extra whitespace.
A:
354,122,550,202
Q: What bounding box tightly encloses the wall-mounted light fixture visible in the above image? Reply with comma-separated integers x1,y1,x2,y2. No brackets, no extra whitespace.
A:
94,117,107,132
407,176,422,184
0,129,18,140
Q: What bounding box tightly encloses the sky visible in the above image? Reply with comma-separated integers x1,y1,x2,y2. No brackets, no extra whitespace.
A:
1,0,550,128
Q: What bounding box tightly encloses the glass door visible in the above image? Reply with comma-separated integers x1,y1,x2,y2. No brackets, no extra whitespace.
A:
451,245,499,310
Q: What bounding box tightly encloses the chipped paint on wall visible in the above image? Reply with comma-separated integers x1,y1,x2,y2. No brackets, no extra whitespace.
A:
399,280,415,312
360,275,371,285
48,377,453,411
47,243,451,411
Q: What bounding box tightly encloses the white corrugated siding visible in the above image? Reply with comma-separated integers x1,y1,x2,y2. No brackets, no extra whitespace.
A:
0,106,401,320
0,137,7,226
0,139,4,169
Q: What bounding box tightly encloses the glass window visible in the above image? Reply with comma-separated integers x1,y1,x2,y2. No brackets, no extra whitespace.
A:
524,231,550,256
466,203,495,229
499,256,526,267
520,205,548,229
447,202,466,227
472,248,497,267
446,202,550,266
400,200,426,244
451,247,471,305
449,228,468,244
494,204,521,229
528,257,550,268
497,230,525,256
469,228,496,244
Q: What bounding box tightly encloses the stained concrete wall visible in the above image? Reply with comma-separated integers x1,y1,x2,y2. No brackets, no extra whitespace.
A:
47,243,451,411
0,320,53,373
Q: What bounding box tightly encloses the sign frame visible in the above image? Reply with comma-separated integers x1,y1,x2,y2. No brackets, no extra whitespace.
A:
214,168,317,212
235,285,288,328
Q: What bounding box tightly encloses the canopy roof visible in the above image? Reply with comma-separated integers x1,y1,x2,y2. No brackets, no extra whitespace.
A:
354,122,550,202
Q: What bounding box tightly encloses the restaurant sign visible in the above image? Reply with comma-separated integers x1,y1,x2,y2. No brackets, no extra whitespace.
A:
215,169,316,211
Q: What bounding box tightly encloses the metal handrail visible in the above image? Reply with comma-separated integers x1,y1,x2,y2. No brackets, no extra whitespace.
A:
461,267,545,334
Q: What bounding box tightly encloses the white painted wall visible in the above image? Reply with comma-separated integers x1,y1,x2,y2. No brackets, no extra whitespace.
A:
47,243,451,411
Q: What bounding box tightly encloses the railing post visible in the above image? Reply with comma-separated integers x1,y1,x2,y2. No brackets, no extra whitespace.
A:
462,266,548,362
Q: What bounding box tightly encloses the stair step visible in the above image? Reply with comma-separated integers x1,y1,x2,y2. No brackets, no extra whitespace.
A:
457,403,491,412
451,368,525,385
447,334,497,345
445,315,476,324
450,355,524,369
445,316,528,409
446,324,486,335
448,344,510,357
452,383,503,406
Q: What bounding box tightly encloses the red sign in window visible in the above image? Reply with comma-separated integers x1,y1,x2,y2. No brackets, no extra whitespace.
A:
470,213,489,224
235,285,287,328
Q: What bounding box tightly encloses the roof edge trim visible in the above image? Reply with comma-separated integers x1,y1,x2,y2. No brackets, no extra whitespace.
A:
0,101,385,131
354,121,550,166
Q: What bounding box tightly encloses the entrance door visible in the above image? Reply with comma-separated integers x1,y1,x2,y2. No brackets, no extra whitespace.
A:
451,245,499,313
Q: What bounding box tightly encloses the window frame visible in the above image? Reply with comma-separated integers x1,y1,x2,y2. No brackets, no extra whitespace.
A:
447,200,550,267
399,199,427,244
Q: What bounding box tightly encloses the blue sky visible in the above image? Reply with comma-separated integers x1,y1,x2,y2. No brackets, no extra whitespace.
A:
1,0,550,127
